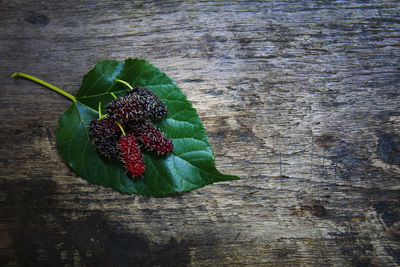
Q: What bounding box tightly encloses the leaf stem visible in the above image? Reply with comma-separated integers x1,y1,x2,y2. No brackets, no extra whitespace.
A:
116,121,126,136
116,79,133,90
98,114,108,121
98,102,102,118
11,72,76,102
111,92,117,99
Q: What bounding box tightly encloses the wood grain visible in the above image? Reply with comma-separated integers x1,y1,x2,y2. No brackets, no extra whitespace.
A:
1,0,399,266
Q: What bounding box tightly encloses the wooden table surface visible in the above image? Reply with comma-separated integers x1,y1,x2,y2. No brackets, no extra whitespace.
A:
1,1,399,266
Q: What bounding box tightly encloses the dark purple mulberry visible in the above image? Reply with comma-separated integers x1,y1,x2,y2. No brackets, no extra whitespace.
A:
106,86,168,123
88,118,122,158
129,86,168,120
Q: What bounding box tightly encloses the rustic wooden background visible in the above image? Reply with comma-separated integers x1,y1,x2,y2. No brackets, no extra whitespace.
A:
1,1,399,266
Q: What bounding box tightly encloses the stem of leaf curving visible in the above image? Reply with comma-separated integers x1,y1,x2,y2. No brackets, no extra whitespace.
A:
11,72,76,102
116,79,133,90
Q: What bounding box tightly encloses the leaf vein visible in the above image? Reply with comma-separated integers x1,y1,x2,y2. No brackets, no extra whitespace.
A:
172,156,203,187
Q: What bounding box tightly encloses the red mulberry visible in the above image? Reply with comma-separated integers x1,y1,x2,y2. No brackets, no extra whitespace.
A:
88,118,122,159
129,86,168,120
118,134,145,177
130,121,173,155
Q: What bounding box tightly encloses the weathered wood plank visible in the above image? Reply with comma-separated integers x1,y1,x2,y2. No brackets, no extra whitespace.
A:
1,0,399,266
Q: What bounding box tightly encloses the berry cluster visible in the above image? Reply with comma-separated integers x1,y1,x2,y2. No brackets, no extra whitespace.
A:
88,85,173,178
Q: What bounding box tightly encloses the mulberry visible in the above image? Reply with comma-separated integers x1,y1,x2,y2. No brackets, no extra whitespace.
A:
130,121,173,155
106,94,147,123
129,86,168,120
118,134,145,177
88,118,121,158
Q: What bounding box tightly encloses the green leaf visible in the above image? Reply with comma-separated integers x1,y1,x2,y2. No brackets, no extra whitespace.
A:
56,59,239,196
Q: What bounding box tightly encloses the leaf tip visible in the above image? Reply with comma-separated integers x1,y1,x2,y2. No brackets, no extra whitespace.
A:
219,174,240,182
11,72,19,78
